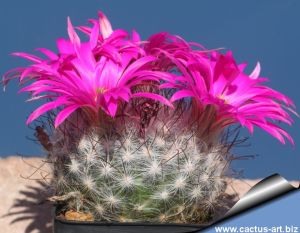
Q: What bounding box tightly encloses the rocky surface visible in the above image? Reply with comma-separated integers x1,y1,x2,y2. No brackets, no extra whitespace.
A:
0,156,298,233
0,156,52,233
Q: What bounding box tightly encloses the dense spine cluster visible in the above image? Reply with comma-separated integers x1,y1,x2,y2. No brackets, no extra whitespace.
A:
51,123,229,223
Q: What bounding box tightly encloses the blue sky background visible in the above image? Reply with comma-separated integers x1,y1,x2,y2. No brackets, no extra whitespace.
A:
0,0,299,180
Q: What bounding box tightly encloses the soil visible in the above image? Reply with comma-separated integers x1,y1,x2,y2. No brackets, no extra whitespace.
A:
64,210,94,221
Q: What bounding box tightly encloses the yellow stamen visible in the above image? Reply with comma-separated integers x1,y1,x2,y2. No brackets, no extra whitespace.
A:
96,87,107,94
217,94,229,104
95,87,107,101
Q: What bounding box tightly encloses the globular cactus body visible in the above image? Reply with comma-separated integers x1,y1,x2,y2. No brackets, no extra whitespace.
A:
52,122,229,224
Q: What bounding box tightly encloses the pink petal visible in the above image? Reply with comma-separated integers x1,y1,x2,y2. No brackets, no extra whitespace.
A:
112,88,130,102
132,30,141,43
119,56,155,86
249,62,261,79
57,38,75,54
133,92,173,107
2,67,25,89
98,11,113,39
89,21,100,49
73,43,96,71
55,105,79,128
35,48,59,60
20,67,35,82
67,17,80,47
27,98,68,124
106,100,118,117
11,52,42,63
252,120,293,145
25,95,55,102
105,29,128,44
77,26,93,36
170,90,194,102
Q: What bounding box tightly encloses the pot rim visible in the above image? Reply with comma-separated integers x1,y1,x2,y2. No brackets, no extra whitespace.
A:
54,215,209,228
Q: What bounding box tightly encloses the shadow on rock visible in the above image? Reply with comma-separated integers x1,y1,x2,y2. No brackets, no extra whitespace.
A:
3,181,53,233
2,180,238,232
214,193,239,220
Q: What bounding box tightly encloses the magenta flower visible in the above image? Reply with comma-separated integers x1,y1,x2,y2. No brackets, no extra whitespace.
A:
185,52,295,144
2,12,297,144
149,34,296,144
3,13,172,128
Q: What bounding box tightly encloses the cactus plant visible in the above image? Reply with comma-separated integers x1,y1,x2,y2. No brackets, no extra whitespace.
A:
2,10,297,226
49,116,229,223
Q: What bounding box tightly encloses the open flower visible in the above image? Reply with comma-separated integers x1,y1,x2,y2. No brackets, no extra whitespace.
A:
162,48,297,144
3,12,172,128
